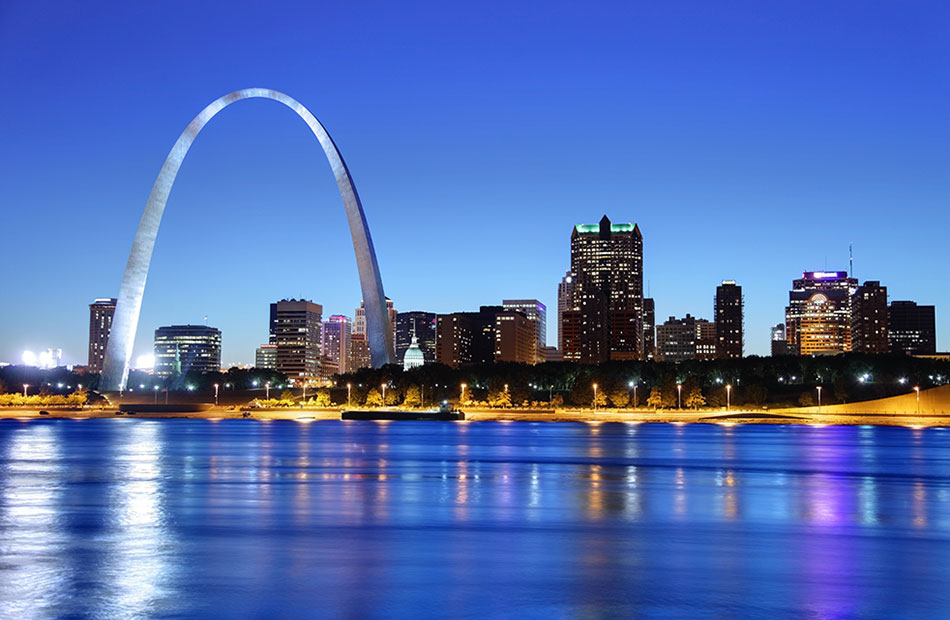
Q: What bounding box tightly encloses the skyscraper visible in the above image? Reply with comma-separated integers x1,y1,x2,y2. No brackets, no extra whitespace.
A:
785,271,857,355
656,314,706,362
557,271,575,353
770,323,794,356
715,281,743,359
255,344,277,369
395,311,437,364
494,310,537,364
88,298,117,373
502,299,546,363
851,281,889,354
153,325,221,376
321,315,352,375
642,297,656,360
888,301,936,355
270,299,323,383
560,216,643,363
436,306,514,367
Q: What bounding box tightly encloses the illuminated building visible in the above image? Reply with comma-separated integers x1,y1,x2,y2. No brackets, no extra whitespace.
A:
715,281,743,359
355,298,396,344
270,299,322,383
770,323,794,356
557,271,575,352
785,271,857,355
255,344,277,369
494,310,537,364
348,334,371,371
403,335,425,370
851,281,889,354
560,216,643,363
395,312,436,364
656,315,714,362
88,298,117,373
154,325,221,376
642,297,656,360
502,300,546,363
436,306,532,367
321,315,352,374
889,301,936,355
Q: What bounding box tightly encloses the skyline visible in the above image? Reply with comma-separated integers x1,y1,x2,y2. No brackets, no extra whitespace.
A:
2,2,948,364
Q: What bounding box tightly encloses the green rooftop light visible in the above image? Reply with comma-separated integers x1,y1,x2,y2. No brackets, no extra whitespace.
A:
575,223,636,233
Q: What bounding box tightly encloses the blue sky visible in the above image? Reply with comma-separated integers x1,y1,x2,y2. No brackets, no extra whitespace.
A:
1,1,947,365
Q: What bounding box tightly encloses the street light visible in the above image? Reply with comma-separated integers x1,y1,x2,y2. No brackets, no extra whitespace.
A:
817,386,822,411
265,382,271,400
914,386,921,415
381,383,387,405
154,385,159,404
726,384,732,411
214,383,219,407
504,383,509,408
460,383,467,403
347,383,352,407
677,383,682,409
629,381,638,409
593,383,598,412
22,384,29,397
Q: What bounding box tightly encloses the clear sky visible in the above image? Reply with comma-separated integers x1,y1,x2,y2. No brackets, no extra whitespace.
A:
1,1,947,365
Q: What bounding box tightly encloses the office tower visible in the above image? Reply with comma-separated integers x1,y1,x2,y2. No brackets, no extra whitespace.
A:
656,315,699,362
889,301,936,355
270,299,322,383
355,298,396,342
502,299,546,363
851,281,889,354
560,216,643,363
255,344,277,369
153,325,221,376
715,281,743,359
539,346,562,362
494,310,537,364
436,306,511,367
321,315,352,375
770,323,794,356
348,334,371,371
557,271,575,352
395,311,437,364
88,298,117,372
642,297,656,360
695,319,717,360
785,271,857,355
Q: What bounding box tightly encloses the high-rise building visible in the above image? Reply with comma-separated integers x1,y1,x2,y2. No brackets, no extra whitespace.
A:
502,300,546,363
557,271,575,352
355,298,396,342
851,281,889,354
695,319,717,361
436,306,511,367
560,216,643,363
785,271,857,355
270,299,322,383
321,315,351,375
642,297,656,360
88,298,117,373
715,281,743,359
656,315,699,363
770,323,794,356
348,333,371,371
154,325,221,376
889,301,936,355
255,344,277,369
395,311,437,364
494,311,537,364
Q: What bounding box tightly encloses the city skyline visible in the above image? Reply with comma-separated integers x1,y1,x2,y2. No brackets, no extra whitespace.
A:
1,2,947,364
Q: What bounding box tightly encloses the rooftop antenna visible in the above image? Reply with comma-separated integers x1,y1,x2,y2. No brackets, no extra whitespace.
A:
204,314,208,325
849,243,854,279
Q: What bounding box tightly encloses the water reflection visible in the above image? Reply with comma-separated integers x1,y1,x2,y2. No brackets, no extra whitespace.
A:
0,419,948,616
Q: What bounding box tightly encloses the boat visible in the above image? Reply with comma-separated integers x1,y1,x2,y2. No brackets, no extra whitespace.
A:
342,401,465,421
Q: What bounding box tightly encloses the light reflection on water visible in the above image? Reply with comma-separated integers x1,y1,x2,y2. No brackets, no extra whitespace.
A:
0,419,949,617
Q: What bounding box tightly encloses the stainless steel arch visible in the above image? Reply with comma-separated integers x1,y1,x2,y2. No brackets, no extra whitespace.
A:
100,88,395,391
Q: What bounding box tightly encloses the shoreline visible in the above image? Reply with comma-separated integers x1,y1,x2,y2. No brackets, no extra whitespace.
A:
1,407,948,428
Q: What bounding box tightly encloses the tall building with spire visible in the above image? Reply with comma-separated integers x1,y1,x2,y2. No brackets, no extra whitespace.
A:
560,216,643,363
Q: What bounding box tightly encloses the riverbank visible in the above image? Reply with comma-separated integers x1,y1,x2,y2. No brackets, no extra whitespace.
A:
2,406,949,427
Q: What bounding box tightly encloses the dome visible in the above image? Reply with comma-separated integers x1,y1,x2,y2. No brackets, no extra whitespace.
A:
403,335,425,370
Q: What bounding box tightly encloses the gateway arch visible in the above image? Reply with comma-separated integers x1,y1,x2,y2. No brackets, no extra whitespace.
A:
100,88,396,391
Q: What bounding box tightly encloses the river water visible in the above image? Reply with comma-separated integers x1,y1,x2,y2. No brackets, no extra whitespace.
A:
0,419,948,618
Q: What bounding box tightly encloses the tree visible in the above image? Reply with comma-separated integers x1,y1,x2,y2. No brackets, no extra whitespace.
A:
551,394,564,408
706,385,727,408
607,385,629,408
798,391,816,407
745,385,767,407
592,389,607,408
647,387,663,409
314,389,331,407
488,386,512,408
279,390,294,405
365,388,384,407
660,376,679,409
384,387,400,406
685,385,705,409
403,385,422,408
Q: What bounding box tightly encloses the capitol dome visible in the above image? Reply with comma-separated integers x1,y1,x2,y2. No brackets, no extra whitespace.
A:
403,335,425,370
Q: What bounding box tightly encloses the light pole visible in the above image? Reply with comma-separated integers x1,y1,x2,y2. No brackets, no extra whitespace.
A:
914,386,920,414
817,386,822,411
22,384,29,398
266,382,271,400
460,383,467,404
629,381,637,409
154,385,159,404
214,383,219,407
726,384,731,411
302,382,307,403
677,383,682,410
504,383,509,408
381,383,387,406
593,383,598,412
347,383,352,407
